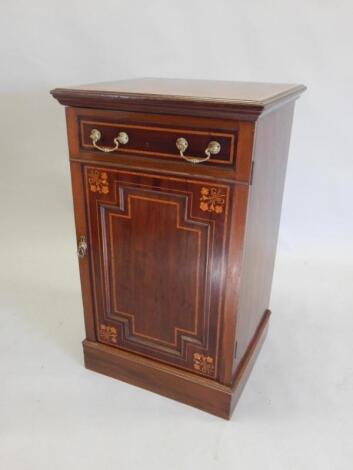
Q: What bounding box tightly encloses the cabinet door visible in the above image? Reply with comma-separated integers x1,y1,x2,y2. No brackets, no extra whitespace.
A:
83,165,231,379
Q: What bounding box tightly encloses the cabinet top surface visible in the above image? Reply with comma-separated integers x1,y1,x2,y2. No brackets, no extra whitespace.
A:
51,77,306,107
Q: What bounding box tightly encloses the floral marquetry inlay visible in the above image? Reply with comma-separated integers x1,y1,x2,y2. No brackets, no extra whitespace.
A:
200,187,225,214
88,170,109,194
193,352,214,375
99,324,118,344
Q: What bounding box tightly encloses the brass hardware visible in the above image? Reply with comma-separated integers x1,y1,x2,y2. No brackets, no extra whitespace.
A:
205,141,221,158
175,138,221,164
77,235,88,258
176,137,188,155
90,128,129,153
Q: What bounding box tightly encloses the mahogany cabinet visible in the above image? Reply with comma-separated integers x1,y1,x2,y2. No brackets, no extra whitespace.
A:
51,78,305,419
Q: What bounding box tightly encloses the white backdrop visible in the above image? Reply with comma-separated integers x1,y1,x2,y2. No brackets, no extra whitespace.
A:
1,1,352,469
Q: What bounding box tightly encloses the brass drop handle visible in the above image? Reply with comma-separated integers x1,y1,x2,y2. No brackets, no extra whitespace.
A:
90,128,129,153
77,235,88,259
176,138,221,164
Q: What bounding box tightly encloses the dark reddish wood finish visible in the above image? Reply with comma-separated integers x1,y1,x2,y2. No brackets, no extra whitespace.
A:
84,167,235,379
51,77,306,120
51,78,305,419
66,107,253,183
233,103,296,376
79,113,237,167
83,309,270,419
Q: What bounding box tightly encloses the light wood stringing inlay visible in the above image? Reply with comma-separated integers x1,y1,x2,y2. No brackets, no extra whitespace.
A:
80,119,235,165
85,166,230,378
108,194,202,348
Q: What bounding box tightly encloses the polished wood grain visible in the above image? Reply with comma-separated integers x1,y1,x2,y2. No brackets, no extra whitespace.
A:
80,118,236,166
54,77,304,102
52,78,305,419
83,339,232,419
233,102,295,377
52,77,305,105
82,309,270,419
52,79,306,121
83,309,270,419
65,107,252,182
84,166,233,378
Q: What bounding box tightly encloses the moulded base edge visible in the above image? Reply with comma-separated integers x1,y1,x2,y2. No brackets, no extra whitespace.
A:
83,309,270,419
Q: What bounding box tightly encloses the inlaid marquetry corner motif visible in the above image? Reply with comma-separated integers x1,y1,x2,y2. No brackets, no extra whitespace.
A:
88,170,109,194
200,187,225,214
99,324,118,344
193,352,214,375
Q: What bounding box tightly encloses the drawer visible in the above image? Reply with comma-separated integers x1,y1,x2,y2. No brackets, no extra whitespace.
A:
70,108,239,169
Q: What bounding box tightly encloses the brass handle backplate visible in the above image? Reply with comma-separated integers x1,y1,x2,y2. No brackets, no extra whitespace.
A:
176,138,221,164
90,128,129,153
77,235,88,259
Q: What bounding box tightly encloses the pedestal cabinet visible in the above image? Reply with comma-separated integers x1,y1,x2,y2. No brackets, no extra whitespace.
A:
51,78,305,419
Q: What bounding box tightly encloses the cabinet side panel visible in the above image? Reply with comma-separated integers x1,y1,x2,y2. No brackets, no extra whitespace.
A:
233,102,295,375
218,121,255,385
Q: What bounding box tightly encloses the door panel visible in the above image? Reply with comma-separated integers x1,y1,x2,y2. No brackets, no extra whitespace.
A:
84,166,231,378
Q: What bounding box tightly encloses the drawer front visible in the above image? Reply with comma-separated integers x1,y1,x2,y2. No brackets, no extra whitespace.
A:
80,119,236,166
70,108,239,169
83,165,232,379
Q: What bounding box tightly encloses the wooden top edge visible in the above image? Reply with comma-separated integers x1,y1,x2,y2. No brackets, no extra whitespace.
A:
51,77,306,109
